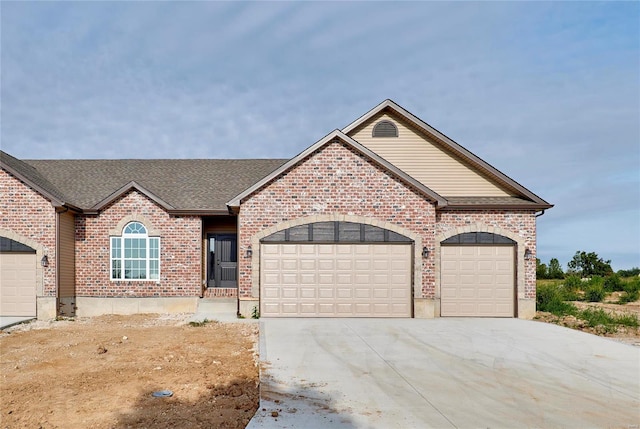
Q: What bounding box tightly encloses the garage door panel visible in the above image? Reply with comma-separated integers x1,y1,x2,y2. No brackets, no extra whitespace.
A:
281,287,299,299
318,303,335,313
300,273,316,284
373,274,389,285
282,246,299,255
318,287,334,298
355,260,371,270
300,303,317,314
261,243,411,317
337,274,353,284
441,246,514,317
282,273,297,284
373,288,389,298
263,302,281,314
300,259,316,270
300,288,316,299
282,259,298,270
263,287,281,299
354,274,371,284
263,259,279,270
477,287,494,298
337,288,353,298
337,260,353,270
354,288,372,299
281,303,299,314
391,273,409,283
336,304,354,314
318,274,334,284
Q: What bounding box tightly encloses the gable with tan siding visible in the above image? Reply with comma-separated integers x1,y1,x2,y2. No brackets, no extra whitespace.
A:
348,112,514,197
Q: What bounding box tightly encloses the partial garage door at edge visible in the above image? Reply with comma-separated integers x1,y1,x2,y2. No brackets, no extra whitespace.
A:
260,222,413,317
0,237,37,317
440,232,516,317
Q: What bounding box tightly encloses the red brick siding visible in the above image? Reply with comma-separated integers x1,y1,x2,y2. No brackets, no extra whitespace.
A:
436,210,537,299
75,190,201,297
238,140,437,298
203,288,238,298
0,169,57,296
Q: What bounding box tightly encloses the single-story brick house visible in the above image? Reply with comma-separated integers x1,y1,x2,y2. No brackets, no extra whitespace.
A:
0,100,552,320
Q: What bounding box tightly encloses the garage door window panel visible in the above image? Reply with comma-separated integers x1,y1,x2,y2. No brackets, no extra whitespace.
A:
262,222,412,244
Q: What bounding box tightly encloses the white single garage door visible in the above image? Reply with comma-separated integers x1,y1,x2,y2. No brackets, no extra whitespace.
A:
261,243,412,317
441,246,514,317
0,253,37,317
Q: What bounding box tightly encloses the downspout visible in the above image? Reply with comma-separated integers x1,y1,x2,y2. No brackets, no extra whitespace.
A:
535,210,546,218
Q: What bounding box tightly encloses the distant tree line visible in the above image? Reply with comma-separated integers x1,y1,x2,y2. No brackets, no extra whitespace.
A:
537,250,639,279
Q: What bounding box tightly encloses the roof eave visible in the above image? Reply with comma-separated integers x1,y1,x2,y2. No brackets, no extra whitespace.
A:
440,203,554,211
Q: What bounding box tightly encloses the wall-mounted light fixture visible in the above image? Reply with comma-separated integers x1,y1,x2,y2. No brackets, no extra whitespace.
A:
246,246,253,258
524,248,533,260
41,255,49,267
422,247,430,258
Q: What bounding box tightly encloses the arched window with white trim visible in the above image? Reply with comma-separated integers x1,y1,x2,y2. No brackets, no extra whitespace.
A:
110,221,160,280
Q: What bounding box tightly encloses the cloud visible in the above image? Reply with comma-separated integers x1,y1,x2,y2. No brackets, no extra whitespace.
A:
1,1,638,268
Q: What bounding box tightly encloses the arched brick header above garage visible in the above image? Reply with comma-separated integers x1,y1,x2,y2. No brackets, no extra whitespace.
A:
237,138,437,304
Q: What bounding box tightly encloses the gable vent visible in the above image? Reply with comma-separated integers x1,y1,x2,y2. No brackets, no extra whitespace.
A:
372,120,398,138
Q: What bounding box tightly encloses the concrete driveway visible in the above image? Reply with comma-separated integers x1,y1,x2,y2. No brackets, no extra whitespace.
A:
247,318,640,428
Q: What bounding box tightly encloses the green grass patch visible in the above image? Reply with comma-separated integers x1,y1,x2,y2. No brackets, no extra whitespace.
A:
537,280,639,332
579,307,639,329
618,277,640,304
536,282,578,316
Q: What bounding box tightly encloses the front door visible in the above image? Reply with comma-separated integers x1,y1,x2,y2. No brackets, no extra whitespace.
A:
207,234,238,288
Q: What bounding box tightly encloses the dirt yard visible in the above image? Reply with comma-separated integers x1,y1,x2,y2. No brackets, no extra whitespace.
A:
0,314,259,429
535,295,640,347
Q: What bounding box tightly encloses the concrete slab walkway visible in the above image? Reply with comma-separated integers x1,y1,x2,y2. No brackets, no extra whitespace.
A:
248,318,640,428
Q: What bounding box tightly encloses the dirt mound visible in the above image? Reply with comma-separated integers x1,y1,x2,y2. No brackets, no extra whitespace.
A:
0,314,259,428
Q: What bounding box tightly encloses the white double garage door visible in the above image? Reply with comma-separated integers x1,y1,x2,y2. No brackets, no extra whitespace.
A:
260,243,515,318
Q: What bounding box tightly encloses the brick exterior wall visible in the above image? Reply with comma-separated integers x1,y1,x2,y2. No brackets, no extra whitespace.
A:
75,190,201,297
435,210,537,299
0,169,56,296
238,139,437,298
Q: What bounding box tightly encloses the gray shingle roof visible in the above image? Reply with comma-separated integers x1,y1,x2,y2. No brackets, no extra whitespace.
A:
24,158,288,212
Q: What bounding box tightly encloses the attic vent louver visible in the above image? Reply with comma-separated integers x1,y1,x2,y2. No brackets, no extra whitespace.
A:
372,120,398,138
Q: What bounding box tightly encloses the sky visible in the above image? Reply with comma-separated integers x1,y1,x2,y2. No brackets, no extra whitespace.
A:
1,1,638,271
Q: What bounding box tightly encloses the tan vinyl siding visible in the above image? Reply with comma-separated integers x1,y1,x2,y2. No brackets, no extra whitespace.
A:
349,113,513,197
58,211,75,300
